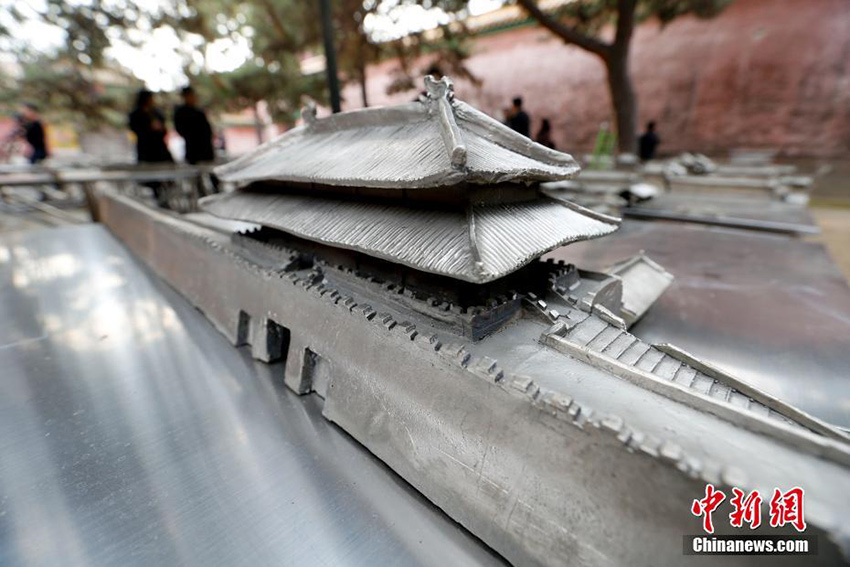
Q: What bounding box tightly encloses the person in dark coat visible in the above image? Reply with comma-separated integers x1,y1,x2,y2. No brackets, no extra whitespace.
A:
19,103,48,164
174,86,214,164
638,121,660,161
129,89,173,207
128,89,173,164
507,96,530,138
535,118,556,149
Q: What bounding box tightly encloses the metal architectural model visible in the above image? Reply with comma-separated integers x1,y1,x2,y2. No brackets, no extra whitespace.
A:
97,77,850,566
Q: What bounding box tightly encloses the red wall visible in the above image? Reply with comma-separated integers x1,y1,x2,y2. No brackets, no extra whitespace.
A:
342,0,850,157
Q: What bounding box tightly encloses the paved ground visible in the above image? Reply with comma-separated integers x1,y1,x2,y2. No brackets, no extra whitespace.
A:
791,157,850,206
786,156,850,283
810,206,850,283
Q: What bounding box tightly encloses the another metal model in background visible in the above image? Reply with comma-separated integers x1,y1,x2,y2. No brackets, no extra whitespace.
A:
543,152,818,235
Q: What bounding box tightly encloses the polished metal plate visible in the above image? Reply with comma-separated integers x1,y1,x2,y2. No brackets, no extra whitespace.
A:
0,225,503,567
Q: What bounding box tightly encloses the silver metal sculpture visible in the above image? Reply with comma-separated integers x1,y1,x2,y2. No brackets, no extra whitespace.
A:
204,76,617,283
97,77,850,567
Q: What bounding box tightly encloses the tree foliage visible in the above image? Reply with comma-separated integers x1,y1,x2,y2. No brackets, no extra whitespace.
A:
0,0,323,127
381,22,479,95
0,55,141,128
172,0,325,123
360,0,479,98
0,1,152,127
0,0,487,130
514,0,732,51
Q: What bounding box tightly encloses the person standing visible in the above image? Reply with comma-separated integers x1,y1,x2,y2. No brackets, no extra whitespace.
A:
638,121,660,161
18,103,49,164
129,89,173,164
129,89,173,207
507,96,530,138
174,86,215,164
535,118,556,149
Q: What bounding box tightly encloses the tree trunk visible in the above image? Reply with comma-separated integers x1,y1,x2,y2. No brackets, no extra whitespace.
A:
357,57,369,107
517,0,639,154
356,36,369,108
359,73,369,108
605,48,638,155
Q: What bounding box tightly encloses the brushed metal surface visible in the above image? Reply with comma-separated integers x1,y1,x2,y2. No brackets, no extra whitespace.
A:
0,224,504,567
549,219,850,428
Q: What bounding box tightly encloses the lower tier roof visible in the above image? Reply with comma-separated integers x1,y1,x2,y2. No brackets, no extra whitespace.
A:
200,191,619,283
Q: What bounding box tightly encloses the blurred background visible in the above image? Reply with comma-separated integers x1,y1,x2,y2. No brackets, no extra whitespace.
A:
2,0,848,160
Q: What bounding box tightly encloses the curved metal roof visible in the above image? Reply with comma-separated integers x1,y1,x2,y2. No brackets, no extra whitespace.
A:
214,76,581,190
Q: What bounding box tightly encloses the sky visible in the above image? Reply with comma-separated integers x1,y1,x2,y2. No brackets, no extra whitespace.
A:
0,0,504,91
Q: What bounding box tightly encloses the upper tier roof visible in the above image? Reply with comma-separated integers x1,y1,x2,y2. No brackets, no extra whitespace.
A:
214,76,580,189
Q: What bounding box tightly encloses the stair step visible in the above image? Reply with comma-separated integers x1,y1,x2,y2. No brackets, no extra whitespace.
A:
567,317,610,346
618,341,650,365
709,381,732,402
691,373,714,395
635,348,665,372
586,326,623,352
672,366,697,387
729,391,751,409
602,333,636,358
653,356,683,380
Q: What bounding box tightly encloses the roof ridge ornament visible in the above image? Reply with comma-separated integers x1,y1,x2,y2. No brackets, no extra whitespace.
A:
424,75,468,169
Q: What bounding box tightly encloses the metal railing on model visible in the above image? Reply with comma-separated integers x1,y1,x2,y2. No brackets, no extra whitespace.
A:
0,163,229,223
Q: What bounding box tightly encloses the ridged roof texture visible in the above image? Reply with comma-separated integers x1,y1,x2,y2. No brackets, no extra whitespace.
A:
201,191,619,283
214,76,581,189
205,76,620,283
